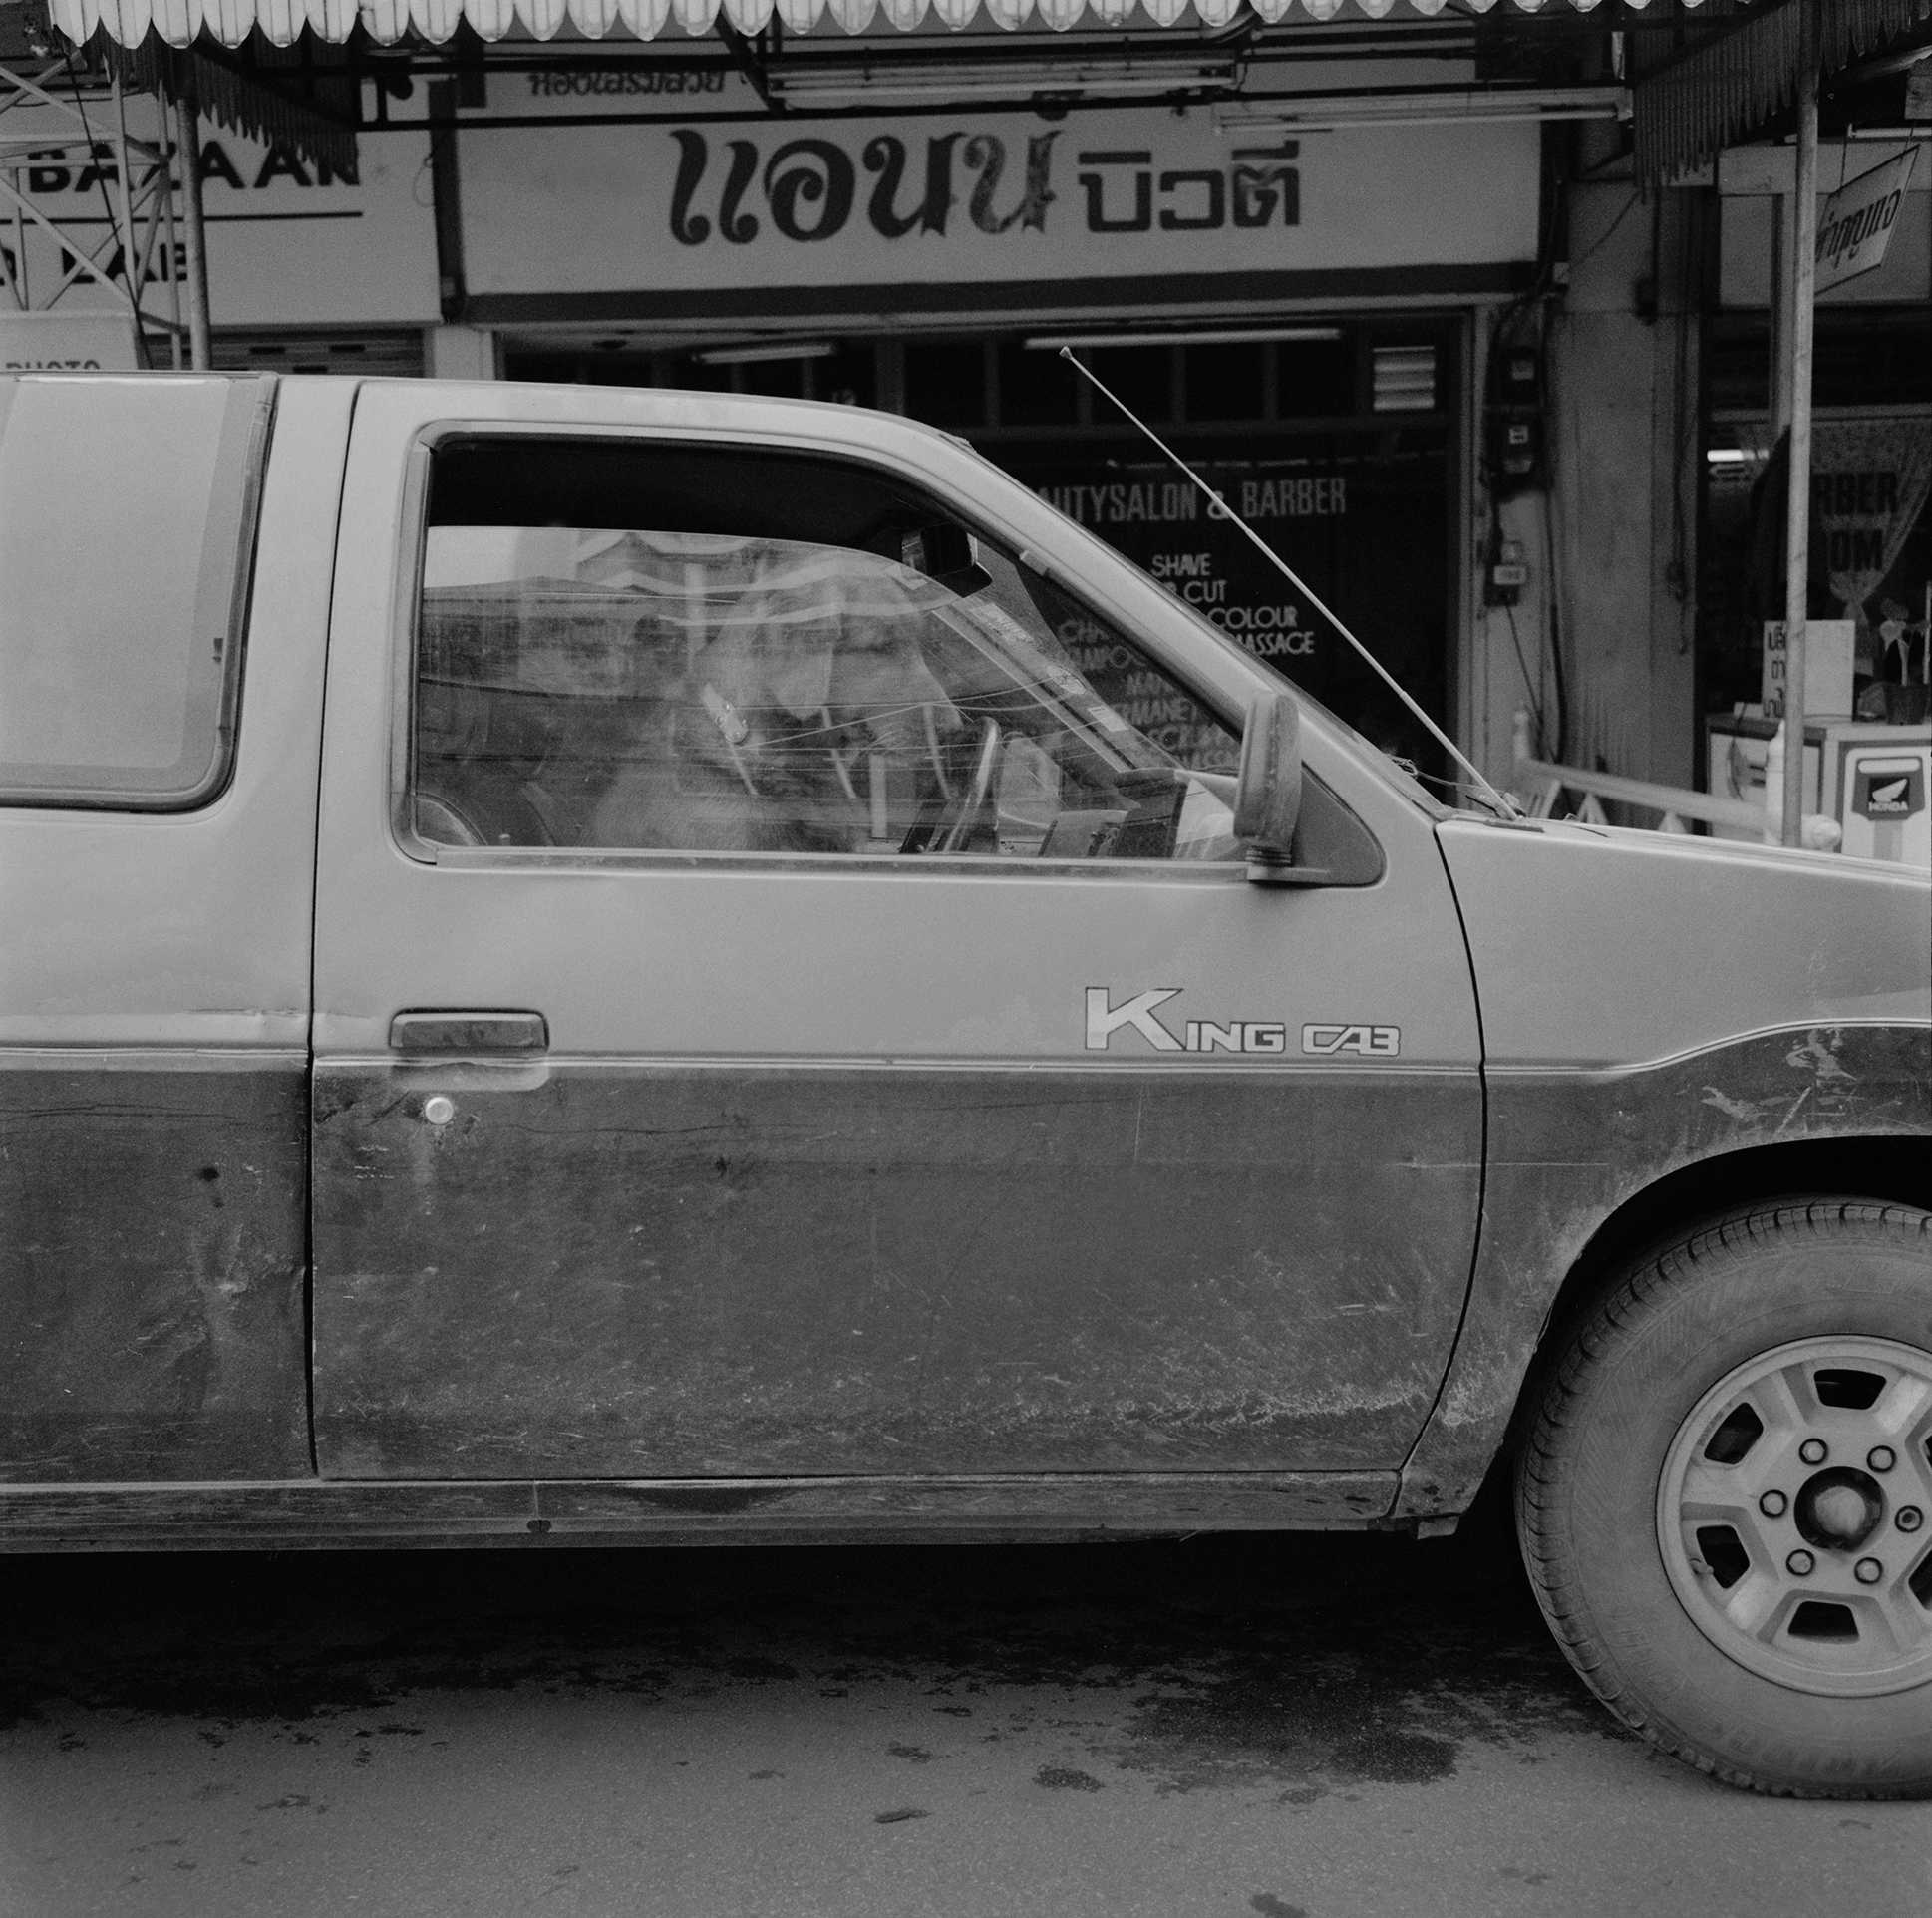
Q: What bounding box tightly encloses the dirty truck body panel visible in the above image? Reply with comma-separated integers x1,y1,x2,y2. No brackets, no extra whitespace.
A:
310,383,1481,1492
0,375,1926,1556
1399,823,1932,1518
0,380,348,1483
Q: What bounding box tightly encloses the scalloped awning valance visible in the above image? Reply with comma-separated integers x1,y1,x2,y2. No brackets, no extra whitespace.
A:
49,0,1712,53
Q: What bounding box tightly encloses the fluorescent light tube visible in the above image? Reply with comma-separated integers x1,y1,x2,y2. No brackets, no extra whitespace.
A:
1026,327,1344,350
693,341,837,366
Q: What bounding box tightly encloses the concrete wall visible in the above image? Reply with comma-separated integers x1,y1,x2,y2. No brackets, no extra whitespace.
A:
1467,172,1705,795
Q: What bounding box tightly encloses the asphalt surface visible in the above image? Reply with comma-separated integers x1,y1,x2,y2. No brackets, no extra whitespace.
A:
3,1528,1928,1918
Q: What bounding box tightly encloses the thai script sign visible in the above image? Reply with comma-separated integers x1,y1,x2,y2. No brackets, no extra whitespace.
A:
1816,149,1919,294
459,88,1538,298
662,131,1303,248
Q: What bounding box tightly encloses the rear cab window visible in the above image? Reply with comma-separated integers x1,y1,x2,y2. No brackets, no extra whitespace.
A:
0,376,272,810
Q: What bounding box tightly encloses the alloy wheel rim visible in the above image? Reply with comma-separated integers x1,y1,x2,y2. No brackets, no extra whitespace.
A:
1656,1335,1932,1698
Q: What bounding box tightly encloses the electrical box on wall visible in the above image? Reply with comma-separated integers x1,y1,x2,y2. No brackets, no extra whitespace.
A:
1484,535,1529,608
1485,340,1545,496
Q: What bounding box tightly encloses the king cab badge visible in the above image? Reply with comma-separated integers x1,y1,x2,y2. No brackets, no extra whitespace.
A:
1083,988,1399,1058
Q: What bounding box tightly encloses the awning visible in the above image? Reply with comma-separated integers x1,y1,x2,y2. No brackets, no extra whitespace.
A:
50,0,1712,53
1631,0,1932,183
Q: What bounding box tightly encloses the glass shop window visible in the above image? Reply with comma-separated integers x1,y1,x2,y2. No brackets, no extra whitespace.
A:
410,438,1240,862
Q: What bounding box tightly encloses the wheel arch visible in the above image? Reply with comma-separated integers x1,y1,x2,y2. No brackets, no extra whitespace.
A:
1530,1134,1931,1391
1403,1130,1932,1530
1508,1190,1932,1793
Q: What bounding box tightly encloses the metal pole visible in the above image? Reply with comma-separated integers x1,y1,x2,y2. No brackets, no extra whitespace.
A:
159,77,183,368
1768,196,1790,440
109,73,146,363
1779,0,1819,848
173,70,211,370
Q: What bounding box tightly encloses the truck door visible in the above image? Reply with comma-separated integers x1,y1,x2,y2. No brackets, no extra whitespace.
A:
308,386,1482,1485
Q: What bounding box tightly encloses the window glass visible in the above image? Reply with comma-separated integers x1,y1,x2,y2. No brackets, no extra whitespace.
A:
412,442,1239,862
0,376,266,807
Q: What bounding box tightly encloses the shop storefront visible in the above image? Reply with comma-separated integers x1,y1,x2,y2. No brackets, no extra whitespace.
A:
451,59,1538,773
1699,138,1932,856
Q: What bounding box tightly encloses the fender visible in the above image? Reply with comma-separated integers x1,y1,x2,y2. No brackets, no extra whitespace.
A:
1397,1020,1932,1516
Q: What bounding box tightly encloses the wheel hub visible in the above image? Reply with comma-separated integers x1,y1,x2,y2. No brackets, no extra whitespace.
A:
1795,1468,1885,1551
1657,1334,1932,1699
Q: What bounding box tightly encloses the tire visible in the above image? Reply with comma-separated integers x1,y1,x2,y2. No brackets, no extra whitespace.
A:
1515,1198,1932,1798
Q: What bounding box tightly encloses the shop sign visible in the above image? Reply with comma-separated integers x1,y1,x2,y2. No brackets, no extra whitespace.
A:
1816,149,1919,293
1809,420,1932,653
1852,763,1925,822
1044,474,1342,671
0,312,138,371
459,81,1537,297
0,107,440,327
1717,140,1931,308
1762,619,1854,720
661,130,1305,247
1015,437,1450,769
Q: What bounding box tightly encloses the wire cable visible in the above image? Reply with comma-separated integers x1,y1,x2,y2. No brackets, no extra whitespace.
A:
1061,348,1522,820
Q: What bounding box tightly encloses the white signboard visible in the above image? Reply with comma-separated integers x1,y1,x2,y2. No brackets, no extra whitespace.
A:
1816,149,1920,293
1763,619,1855,721
0,312,139,371
458,70,1538,303
0,106,440,328
1718,141,1932,308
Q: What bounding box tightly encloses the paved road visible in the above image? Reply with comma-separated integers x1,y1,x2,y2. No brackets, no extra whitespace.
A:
3,1529,1927,1918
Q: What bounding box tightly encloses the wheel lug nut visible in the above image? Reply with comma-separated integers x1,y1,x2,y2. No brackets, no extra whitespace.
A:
1798,1438,1828,1465
1899,1507,1924,1534
1854,1558,1883,1585
1786,1549,1816,1577
1868,1445,1896,1473
1759,1490,1788,1518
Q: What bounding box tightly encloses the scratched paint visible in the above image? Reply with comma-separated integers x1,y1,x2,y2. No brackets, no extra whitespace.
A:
1399,1023,1932,1515
0,1068,311,1483
312,1064,1481,1480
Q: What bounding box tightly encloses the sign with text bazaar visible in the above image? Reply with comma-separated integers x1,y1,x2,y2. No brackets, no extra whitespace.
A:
459,99,1538,300
0,105,439,328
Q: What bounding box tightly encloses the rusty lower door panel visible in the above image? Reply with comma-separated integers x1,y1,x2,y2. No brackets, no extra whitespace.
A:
0,1060,311,1483
311,1061,1479,1481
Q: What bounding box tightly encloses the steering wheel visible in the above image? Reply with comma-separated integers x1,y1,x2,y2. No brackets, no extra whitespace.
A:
910,716,1002,855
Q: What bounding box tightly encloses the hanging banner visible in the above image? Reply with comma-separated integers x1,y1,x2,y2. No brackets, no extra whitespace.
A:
1816,148,1920,293
1717,140,1932,308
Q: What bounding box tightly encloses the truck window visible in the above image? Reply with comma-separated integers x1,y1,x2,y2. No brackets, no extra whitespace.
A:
0,376,268,809
410,438,1240,861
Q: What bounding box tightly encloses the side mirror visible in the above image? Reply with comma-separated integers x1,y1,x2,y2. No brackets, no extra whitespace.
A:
1233,692,1306,883
903,522,993,597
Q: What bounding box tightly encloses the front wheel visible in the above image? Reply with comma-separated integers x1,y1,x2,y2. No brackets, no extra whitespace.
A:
1516,1200,1932,1797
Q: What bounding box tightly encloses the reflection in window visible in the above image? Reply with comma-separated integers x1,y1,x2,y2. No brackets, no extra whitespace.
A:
414,498,1238,862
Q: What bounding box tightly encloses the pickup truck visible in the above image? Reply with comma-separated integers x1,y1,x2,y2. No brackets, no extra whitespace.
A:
2,373,1927,1798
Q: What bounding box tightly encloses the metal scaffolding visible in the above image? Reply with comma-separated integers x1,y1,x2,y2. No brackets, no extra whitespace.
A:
0,44,208,366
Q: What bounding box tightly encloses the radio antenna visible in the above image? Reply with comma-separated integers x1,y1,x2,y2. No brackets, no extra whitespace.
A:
1059,347,1520,820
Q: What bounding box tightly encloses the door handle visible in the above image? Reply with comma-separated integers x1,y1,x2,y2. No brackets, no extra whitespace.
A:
389,1010,550,1055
